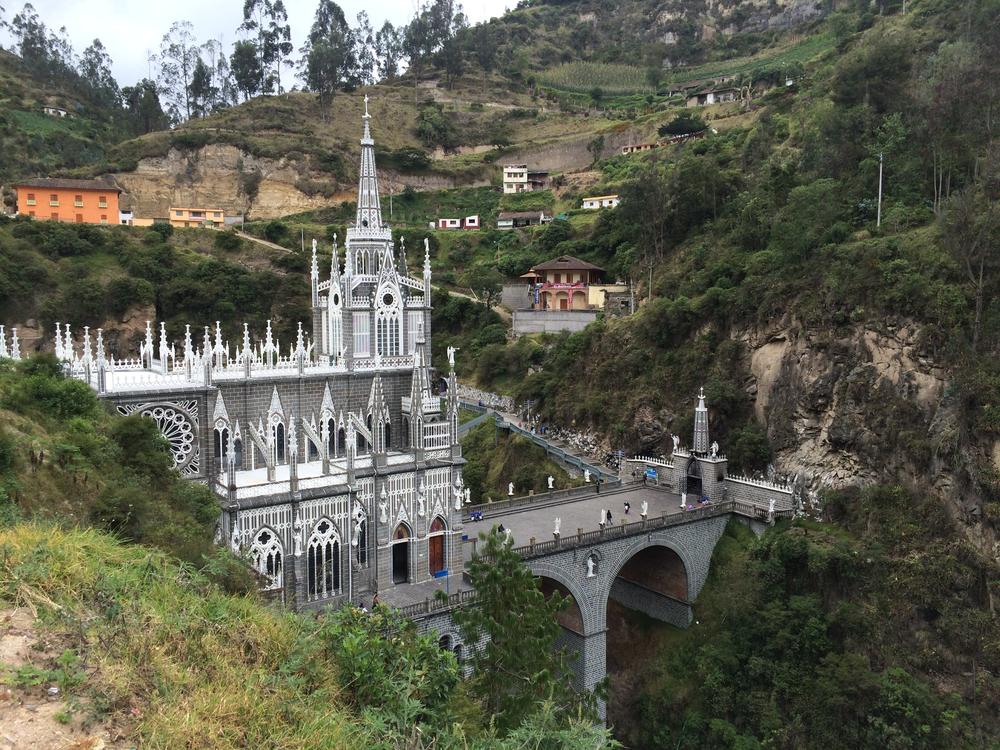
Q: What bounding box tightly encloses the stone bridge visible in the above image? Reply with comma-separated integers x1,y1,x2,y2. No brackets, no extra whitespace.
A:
404,481,791,718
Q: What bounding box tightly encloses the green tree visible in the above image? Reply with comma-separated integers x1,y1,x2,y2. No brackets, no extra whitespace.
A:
452,530,596,731
299,0,357,107
472,23,498,85
122,78,169,134
373,20,402,80
158,21,198,120
230,39,262,101
188,56,217,118
240,0,293,94
462,265,504,309
587,134,605,165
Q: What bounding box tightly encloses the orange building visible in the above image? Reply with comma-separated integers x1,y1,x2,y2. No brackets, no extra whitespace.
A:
14,178,122,225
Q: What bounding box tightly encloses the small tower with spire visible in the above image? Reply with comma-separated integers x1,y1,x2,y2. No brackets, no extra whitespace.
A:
693,386,709,454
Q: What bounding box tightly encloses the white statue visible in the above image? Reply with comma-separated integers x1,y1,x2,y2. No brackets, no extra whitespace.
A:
586,555,597,578
378,500,388,523
417,482,426,517
508,482,514,496
599,508,606,526
230,523,240,553
711,441,719,458
584,469,591,483
447,346,458,368
292,513,303,556
672,434,680,452
553,517,561,536
213,523,222,545
547,475,554,490
768,498,776,518
464,487,471,504
681,491,687,509
641,500,648,517
454,488,462,511
505,528,513,543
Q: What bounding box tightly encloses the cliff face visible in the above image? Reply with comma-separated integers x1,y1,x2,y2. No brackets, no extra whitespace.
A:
738,319,996,556
113,144,484,221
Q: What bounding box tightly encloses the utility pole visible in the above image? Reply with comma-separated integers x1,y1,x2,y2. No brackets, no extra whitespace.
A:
876,151,884,228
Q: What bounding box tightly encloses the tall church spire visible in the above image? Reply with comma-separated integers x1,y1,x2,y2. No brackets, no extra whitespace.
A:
693,387,710,454
355,94,384,233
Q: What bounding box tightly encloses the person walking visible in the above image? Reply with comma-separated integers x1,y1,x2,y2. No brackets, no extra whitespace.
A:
623,501,631,515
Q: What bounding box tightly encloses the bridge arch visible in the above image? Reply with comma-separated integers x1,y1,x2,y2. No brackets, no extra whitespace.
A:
602,535,696,607
528,560,598,634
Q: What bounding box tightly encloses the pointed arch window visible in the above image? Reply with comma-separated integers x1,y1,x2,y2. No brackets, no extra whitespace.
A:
214,424,230,464
233,438,243,468
272,420,286,464
356,518,368,566
337,427,347,456
402,417,410,448
250,528,283,591
326,418,337,456
307,519,340,601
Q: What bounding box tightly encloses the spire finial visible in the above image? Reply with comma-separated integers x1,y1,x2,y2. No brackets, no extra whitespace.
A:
363,93,370,119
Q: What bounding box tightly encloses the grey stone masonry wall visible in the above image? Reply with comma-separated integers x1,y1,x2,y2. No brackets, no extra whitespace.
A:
512,309,600,336
609,578,692,628
725,476,794,511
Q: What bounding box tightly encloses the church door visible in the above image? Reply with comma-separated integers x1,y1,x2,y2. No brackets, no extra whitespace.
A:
428,517,446,576
392,524,410,584
559,297,568,310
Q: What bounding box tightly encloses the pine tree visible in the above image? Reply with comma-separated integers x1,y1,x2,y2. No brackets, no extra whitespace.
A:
450,529,597,732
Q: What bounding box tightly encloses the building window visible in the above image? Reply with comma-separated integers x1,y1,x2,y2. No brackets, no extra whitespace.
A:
28,211,35,218
75,214,83,223
50,213,59,220
250,528,283,591
214,426,230,462
356,519,368,565
98,196,108,208
74,195,83,207
337,427,346,456
26,193,36,205
353,313,370,357
306,519,340,601
100,215,108,224
407,311,422,354
273,421,286,464
214,212,222,218
49,194,59,206
175,210,183,216
376,313,399,358
326,418,336,456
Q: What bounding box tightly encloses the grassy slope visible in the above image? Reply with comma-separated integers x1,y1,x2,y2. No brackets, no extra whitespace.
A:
0,50,129,183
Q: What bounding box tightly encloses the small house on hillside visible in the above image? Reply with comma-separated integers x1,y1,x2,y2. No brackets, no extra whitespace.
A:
686,87,738,107
42,106,69,118
497,210,551,230
433,215,479,230
621,143,657,155
581,195,620,210
509,254,631,335
502,164,549,194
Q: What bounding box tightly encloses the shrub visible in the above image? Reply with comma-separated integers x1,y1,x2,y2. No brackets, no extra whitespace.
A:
214,231,242,251
148,222,173,241
263,220,288,243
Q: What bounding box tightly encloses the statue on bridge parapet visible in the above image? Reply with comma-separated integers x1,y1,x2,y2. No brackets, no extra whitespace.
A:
553,517,561,536
547,475,554,490
508,482,514,496
584,469,591,483
672,434,680,452
680,491,687,510
641,500,648,518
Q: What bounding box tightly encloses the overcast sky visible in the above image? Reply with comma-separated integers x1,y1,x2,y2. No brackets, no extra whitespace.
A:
2,0,512,86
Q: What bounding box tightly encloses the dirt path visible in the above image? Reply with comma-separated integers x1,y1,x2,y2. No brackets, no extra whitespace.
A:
235,230,293,254
0,609,130,750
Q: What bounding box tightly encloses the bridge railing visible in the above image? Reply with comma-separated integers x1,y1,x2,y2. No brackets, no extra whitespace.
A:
464,480,631,520
509,502,735,560
396,588,478,619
